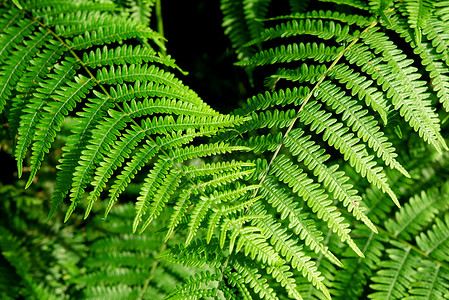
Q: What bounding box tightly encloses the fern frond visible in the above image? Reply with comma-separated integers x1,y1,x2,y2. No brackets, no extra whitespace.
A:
104,140,158,215
385,186,449,240
265,10,375,27
267,64,327,87
138,168,183,233
0,16,37,64
83,44,181,72
165,270,219,300
317,80,407,177
165,187,194,242
423,17,449,64
197,167,256,192
329,62,389,124
385,15,449,114
242,0,271,42
332,225,386,299
285,128,377,231
219,109,296,143
235,43,341,68
133,156,174,232
234,86,308,116
4,1,449,299
186,185,258,245
248,19,354,46
403,0,433,44
27,74,95,188
416,213,449,262
96,65,205,109
232,259,280,300
0,27,51,116
270,155,364,257
78,203,195,300
125,0,156,28
15,56,77,178
231,225,284,266
406,259,449,300
250,203,331,299
232,132,283,153
23,0,116,11
260,176,342,267
419,42,449,112
158,238,222,268
299,101,398,206
62,18,163,51
135,142,250,233
369,242,418,299
220,0,257,60
224,267,253,300
185,160,256,177
361,27,447,153
267,264,304,300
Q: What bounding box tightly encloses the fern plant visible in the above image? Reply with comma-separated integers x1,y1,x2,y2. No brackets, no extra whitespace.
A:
0,179,85,299
1,0,449,299
74,203,206,299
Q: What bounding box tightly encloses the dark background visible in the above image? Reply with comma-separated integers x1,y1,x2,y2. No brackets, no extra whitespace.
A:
163,1,250,114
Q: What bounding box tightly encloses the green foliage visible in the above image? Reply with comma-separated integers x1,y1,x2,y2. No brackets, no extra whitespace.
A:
0,182,85,299
75,203,201,299
1,0,449,299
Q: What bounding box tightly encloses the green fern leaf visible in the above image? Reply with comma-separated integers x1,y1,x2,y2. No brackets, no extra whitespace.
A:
299,100,399,207
225,267,253,300
234,86,309,117
27,74,95,188
158,238,222,268
236,42,340,68
361,27,448,153
250,205,331,299
369,242,418,300
260,177,342,267
404,0,433,45
267,264,304,300
285,128,377,232
220,0,257,60
133,156,173,232
405,259,449,300
232,259,280,300
316,80,407,177
270,155,364,257
166,270,219,300
416,213,449,262
329,61,389,124
248,19,354,47
385,186,449,240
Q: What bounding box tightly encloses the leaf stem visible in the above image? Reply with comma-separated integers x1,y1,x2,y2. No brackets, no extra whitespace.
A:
138,242,167,299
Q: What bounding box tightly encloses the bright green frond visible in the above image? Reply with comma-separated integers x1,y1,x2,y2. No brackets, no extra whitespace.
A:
385,185,449,241
299,101,398,206
270,155,364,257
416,213,449,262
369,243,418,300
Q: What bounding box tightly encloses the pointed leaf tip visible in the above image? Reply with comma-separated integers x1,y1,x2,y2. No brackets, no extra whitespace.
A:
17,162,22,179
387,189,400,208
12,0,23,10
25,175,34,189
132,218,139,233
84,201,93,219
